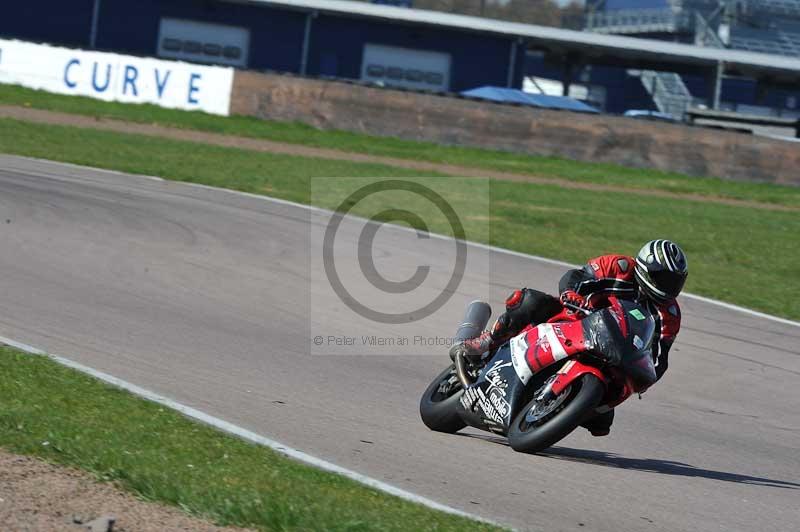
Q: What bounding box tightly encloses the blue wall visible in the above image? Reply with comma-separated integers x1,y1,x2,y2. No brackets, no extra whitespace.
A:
684,74,799,111
594,67,656,113
308,14,520,90
1,0,520,92
526,52,800,115
524,54,654,113
21,0,796,109
0,0,94,47
95,0,307,73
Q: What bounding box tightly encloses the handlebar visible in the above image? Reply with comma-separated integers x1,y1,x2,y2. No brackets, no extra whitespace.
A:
563,301,591,315
563,292,605,315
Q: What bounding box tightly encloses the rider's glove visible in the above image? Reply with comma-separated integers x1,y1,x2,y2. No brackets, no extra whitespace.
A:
560,289,587,309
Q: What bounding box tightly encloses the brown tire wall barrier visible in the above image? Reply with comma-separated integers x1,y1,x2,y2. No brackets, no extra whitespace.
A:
231,70,800,186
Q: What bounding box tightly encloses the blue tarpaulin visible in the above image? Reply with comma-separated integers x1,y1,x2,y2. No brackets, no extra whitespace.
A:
461,86,600,114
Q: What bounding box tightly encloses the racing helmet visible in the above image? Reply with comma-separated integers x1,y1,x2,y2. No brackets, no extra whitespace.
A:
634,240,688,303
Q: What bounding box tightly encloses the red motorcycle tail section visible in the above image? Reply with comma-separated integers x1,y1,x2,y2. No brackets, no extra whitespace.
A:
516,320,592,374
550,359,609,396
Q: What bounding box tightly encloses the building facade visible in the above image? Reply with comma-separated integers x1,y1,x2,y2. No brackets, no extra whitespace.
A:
0,0,524,94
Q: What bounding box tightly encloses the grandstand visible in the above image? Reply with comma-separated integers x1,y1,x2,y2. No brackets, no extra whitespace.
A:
578,1,800,119
586,0,800,57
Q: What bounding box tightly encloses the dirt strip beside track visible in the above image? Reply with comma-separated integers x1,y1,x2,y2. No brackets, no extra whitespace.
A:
0,105,795,212
0,449,252,532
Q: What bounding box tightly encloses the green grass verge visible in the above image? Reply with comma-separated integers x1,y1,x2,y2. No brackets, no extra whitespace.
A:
2,84,799,208
1,117,797,321
0,346,500,531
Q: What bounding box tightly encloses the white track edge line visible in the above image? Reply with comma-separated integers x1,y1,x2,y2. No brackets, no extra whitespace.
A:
7,153,799,329
177,181,800,328
10,156,165,182
0,334,501,528
8,154,796,328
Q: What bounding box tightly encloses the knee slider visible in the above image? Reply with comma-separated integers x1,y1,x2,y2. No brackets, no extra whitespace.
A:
494,289,561,341
504,288,543,330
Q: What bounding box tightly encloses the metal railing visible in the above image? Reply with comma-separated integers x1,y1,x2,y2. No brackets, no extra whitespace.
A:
584,6,728,47
585,8,694,34
746,0,800,18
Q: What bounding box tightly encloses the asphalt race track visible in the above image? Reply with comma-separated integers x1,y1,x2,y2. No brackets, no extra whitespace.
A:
1,155,798,531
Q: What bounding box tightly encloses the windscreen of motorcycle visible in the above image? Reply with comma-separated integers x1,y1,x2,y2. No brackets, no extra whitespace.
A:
617,300,658,390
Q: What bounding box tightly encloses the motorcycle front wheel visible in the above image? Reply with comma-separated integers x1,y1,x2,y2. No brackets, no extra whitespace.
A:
419,365,467,433
507,373,604,453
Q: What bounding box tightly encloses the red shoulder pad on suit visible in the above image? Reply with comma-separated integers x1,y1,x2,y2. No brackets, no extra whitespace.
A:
586,254,636,282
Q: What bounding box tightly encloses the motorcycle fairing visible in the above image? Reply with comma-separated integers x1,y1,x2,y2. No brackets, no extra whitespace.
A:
549,299,658,396
458,298,658,433
512,320,593,378
458,346,529,434
549,359,609,397
609,298,658,392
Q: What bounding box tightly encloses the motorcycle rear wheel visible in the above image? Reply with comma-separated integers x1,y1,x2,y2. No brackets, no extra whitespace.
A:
419,365,467,433
508,373,604,453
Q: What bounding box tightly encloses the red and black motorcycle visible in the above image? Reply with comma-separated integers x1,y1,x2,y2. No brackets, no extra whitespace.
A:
419,296,658,453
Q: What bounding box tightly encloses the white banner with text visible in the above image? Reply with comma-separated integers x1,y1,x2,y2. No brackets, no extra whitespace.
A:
0,39,234,116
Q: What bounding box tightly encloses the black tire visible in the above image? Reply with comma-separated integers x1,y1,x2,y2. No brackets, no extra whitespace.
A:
419,366,467,433
508,374,605,454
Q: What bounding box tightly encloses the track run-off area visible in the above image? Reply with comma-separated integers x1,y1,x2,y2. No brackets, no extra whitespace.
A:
0,155,798,531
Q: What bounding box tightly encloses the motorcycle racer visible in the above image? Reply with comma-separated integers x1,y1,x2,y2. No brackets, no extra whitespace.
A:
450,239,688,437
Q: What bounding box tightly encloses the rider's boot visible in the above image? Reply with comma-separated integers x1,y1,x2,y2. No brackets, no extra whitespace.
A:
449,330,495,365
582,409,614,437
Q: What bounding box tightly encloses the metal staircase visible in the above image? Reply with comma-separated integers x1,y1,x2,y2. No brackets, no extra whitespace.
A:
585,0,800,117
637,70,693,120
586,7,724,120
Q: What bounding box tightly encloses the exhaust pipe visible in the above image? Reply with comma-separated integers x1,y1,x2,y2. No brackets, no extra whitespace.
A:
454,350,472,389
453,300,491,387
454,300,491,342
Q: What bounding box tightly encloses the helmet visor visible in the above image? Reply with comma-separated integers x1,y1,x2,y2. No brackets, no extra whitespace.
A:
650,269,687,299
